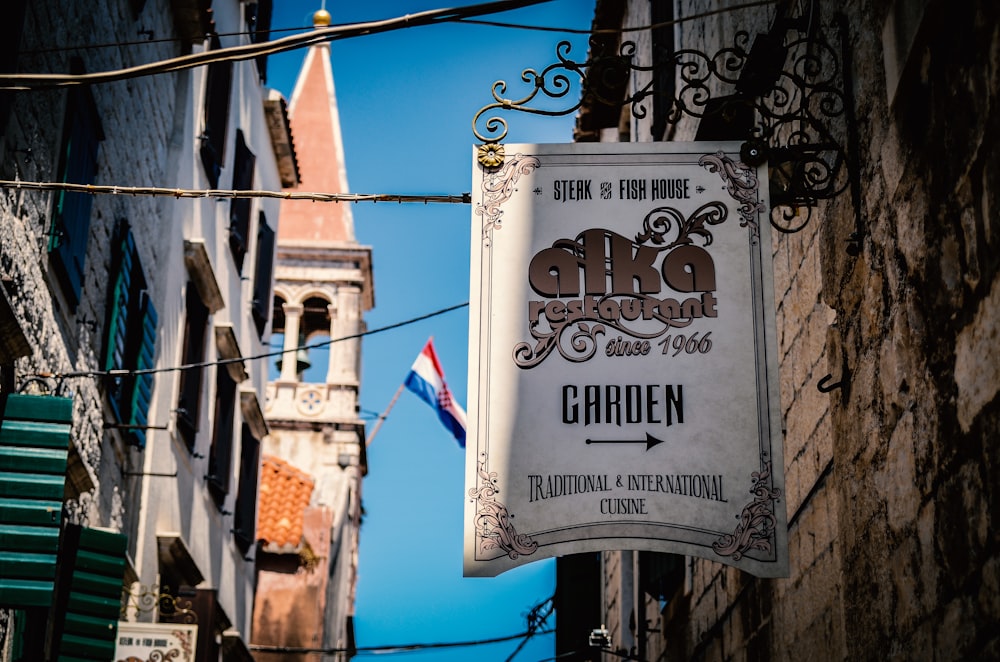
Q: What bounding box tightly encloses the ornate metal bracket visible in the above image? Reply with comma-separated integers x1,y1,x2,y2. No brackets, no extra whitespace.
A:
120,584,198,623
472,1,862,241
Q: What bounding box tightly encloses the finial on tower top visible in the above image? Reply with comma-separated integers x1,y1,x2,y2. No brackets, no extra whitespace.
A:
313,8,331,27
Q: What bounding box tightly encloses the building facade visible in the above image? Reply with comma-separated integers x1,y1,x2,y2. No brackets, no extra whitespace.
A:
251,11,373,662
0,0,288,659
555,0,999,660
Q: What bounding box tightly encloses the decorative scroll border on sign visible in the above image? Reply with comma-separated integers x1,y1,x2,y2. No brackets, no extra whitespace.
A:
469,451,538,559
698,151,765,241
474,154,540,245
712,459,781,561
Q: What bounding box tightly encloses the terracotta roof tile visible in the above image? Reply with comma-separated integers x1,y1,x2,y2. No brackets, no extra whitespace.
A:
257,455,315,549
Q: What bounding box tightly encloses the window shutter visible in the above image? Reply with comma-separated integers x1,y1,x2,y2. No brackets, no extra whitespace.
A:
233,424,260,552
48,524,128,661
0,394,70,609
50,85,102,307
176,282,209,450
129,291,158,449
251,214,275,337
102,225,159,446
208,369,237,505
229,131,256,273
199,40,232,188
249,0,273,81
103,231,134,420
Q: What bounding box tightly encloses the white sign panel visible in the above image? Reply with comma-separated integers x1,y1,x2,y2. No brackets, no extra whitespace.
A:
464,142,787,578
115,622,198,662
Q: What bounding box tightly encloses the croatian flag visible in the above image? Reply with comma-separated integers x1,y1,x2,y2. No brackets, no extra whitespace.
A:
404,339,467,447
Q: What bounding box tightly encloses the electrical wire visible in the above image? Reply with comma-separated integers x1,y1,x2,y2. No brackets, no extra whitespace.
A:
41,301,469,382
2,0,780,90
456,0,778,34
19,24,318,56
0,0,556,90
19,0,777,57
0,180,470,205
505,595,555,661
248,627,553,655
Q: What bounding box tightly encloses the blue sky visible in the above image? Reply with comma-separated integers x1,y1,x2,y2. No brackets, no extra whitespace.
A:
266,2,595,660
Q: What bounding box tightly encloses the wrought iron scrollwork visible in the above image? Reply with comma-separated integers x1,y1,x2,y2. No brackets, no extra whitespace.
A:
472,1,858,235
472,41,588,146
121,584,197,623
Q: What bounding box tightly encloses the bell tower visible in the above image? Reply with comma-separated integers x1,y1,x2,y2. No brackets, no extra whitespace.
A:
253,9,374,660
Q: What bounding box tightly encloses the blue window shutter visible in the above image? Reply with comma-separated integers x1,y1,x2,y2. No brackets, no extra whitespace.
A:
103,231,134,421
102,225,158,447
50,86,102,307
129,291,158,449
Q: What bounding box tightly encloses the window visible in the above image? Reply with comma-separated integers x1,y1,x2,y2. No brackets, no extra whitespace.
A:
199,37,232,188
176,281,209,450
233,423,261,552
251,212,275,337
103,223,158,448
208,367,237,505
229,130,255,272
50,59,104,307
245,0,273,82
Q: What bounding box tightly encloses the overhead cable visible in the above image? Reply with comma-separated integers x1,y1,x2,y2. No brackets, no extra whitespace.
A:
457,0,778,34
43,301,470,382
0,0,554,90
505,595,555,662
20,24,319,56
22,0,777,57
248,627,554,655
0,180,470,205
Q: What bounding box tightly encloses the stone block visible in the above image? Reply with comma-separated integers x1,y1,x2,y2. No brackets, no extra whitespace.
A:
935,595,977,660
786,376,827,447
954,271,1000,431
877,411,920,534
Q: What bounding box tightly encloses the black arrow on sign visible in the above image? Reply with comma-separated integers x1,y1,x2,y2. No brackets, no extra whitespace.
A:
585,433,666,451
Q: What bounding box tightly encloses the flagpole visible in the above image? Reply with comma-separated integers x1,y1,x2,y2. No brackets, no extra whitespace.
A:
365,381,406,447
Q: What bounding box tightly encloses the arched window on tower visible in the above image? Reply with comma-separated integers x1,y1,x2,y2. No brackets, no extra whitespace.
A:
269,295,286,382
299,296,332,383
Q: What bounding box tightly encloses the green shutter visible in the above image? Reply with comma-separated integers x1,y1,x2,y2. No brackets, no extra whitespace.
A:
104,236,133,374
0,393,70,609
129,290,158,449
50,85,101,307
103,225,159,448
51,524,128,662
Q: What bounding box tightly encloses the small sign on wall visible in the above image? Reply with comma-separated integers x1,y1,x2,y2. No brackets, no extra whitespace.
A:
464,142,788,578
115,622,198,662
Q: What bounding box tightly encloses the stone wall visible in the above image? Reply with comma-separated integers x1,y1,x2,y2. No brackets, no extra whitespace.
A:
0,0,179,652
820,1,1000,656
1,0,178,534
591,0,999,659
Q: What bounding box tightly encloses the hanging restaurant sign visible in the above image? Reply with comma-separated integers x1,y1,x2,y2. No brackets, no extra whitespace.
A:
115,622,198,662
464,142,788,578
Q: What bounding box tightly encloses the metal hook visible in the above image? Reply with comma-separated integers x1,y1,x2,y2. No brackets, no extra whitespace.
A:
817,374,844,393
